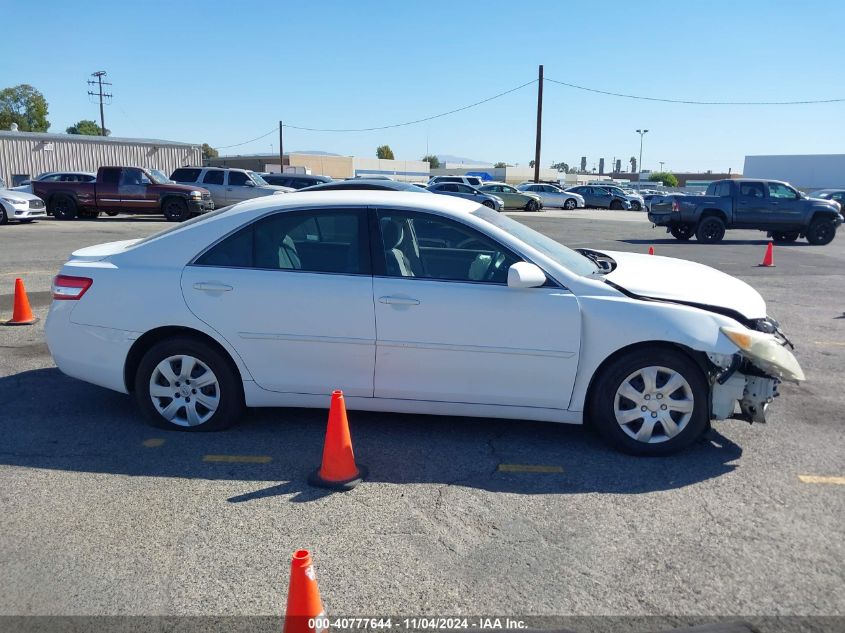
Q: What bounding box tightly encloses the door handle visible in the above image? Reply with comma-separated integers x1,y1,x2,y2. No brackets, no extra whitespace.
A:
193,282,233,292
379,295,420,306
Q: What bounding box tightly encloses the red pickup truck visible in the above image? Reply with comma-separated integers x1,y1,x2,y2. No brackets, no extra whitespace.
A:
33,166,214,221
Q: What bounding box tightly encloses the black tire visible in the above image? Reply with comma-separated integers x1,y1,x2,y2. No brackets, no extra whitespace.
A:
670,224,694,241
50,194,78,220
770,231,799,243
162,197,189,222
563,198,577,210
134,337,244,432
609,200,623,210
525,199,539,212
806,217,837,246
631,201,642,211
0,204,7,225
105,211,120,217
482,200,496,209
695,216,726,244
588,347,709,456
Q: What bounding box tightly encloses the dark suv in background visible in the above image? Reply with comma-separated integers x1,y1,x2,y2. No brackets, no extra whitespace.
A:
259,173,332,189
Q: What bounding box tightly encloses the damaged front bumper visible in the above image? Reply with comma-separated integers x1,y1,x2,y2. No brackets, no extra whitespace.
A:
709,320,804,424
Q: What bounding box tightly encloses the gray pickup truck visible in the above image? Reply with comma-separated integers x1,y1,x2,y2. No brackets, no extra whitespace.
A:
648,178,843,245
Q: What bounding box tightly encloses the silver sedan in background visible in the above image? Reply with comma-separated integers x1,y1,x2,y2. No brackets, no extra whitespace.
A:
516,183,586,209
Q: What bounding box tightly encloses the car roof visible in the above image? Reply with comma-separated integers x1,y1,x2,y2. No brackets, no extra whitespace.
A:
301,179,425,192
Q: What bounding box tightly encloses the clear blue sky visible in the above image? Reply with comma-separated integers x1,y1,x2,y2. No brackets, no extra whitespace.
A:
2,0,843,173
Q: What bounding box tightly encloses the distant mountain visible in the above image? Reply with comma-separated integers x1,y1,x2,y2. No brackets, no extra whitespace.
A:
291,150,341,156
436,154,492,166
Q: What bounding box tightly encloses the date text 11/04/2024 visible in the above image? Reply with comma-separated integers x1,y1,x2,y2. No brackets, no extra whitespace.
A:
308,617,528,631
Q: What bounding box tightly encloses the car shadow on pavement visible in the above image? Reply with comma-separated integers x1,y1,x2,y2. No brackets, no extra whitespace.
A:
620,238,811,247
0,368,742,503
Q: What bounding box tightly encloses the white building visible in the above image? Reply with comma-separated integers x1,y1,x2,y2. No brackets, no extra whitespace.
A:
743,154,845,189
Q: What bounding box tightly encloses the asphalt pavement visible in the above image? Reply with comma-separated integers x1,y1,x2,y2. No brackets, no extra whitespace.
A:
0,211,842,627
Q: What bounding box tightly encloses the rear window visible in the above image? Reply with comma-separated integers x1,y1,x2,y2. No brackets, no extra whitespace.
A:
171,168,202,183
100,168,120,185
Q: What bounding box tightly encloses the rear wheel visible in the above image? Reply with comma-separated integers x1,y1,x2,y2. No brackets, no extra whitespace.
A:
609,200,624,210
162,197,189,222
695,216,726,244
50,195,78,220
135,337,243,431
0,205,7,225
670,224,694,241
564,198,577,210
771,231,799,243
806,217,837,245
589,348,708,456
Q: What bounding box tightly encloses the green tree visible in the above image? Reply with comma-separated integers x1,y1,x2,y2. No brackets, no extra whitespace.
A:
550,161,570,172
648,171,679,187
0,84,50,132
421,154,440,168
66,119,108,136
529,159,536,168
493,161,509,168
202,143,219,160
376,145,395,160
629,156,637,173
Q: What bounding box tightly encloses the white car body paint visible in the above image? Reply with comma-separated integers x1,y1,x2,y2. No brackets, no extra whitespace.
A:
45,191,799,426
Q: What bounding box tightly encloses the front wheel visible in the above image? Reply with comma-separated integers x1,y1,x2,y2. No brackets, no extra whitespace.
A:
135,337,244,431
482,200,496,209
162,198,189,222
695,216,726,244
806,218,837,245
630,201,642,211
105,211,120,217
0,205,7,225
589,348,709,456
563,198,577,210
670,224,694,241
525,199,539,212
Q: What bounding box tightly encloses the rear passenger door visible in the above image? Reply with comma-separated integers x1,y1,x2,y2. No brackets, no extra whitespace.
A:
200,170,226,207
734,181,769,227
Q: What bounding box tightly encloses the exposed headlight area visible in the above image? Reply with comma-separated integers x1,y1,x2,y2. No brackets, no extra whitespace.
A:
189,191,203,199
720,326,805,383
1,197,26,205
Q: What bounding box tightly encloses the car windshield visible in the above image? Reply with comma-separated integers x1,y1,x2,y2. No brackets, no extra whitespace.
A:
249,171,269,186
471,206,598,276
148,169,172,184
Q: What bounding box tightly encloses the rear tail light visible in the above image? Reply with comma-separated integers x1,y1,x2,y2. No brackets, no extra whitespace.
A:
672,199,680,213
52,275,93,300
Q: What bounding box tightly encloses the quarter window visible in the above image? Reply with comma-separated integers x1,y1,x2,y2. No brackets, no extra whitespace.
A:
376,210,519,284
171,168,202,183
195,209,368,275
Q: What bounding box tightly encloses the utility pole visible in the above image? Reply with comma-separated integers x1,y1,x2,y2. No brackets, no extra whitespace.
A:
87,71,112,136
533,64,543,183
659,161,665,172
635,129,649,182
279,121,284,173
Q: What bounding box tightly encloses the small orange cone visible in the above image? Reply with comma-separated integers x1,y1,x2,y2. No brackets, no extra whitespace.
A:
648,246,655,255
3,278,38,326
284,549,326,633
758,241,775,267
308,390,367,490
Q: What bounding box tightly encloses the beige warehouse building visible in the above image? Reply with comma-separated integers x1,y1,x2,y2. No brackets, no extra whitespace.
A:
0,130,202,187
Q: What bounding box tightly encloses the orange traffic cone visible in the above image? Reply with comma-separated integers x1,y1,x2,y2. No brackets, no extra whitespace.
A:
648,246,655,255
758,241,775,267
284,549,326,633
3,278,38,326
308,390,367,490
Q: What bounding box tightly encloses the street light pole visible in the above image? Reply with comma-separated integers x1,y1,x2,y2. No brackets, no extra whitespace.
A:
659,161,664,172
636,129,649,182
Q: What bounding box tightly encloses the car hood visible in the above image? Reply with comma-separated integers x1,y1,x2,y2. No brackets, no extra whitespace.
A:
602,250,766,319
156,183,210,194
0,189,40,202
262,185,294,193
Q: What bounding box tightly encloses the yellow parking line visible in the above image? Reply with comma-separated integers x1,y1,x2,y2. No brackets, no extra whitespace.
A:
814,341,845,347
142,438,165,448
203,454,273,464
798,474,845,485
497,463,563,474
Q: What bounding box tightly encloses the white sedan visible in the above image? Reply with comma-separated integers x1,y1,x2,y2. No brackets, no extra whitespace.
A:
1,188,47,224
46,192,804,455
516,183,586,210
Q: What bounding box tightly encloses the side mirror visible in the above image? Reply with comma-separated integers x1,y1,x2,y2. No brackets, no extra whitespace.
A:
244,180,255,187
507,262,546,289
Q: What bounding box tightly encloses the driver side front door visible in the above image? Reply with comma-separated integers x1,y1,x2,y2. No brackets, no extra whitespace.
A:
371,208,581,410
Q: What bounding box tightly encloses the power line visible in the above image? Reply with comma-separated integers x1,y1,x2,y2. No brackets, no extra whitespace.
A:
213,79,536,149
545,77,845,105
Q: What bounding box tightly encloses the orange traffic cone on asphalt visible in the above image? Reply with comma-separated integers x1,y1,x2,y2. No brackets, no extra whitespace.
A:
758,241,775,267
3,278,38,326
284,549,326,633
648,246,655,255
308,390,367,490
